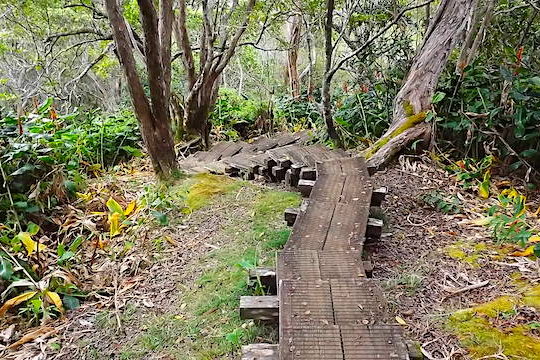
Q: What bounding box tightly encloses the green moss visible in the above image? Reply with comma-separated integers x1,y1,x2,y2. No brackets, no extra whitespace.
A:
402,100,415,117
446,246,467,260
183,173,243,213
447,286,540,358
444,241,484,267
364,111,427,159
448,314,540,358
523,285,540,310
474,296,516,317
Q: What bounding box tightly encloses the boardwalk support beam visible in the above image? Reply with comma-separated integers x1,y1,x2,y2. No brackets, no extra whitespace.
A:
284,208,299,226
248,268,277,295
240,296,278,321
297,179,315,197
241,344,279,360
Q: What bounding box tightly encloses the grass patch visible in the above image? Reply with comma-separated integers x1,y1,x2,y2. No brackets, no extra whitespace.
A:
120,184,300,359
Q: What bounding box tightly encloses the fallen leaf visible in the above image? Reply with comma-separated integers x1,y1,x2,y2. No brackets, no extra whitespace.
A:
142,299,155,308
18,232,47,256
7,326,56,350
395,316,407,326
44,291,64,312
469,216,493,226
124,200,136,216
510,246,535,257
528,235,540,244
108,213,121,237
0,291,38,316
0,324,15,343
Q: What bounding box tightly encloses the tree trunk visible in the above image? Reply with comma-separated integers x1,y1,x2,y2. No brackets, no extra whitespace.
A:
105,0,177,177
322,0,342,146
287,14,302,97
365,0,474,169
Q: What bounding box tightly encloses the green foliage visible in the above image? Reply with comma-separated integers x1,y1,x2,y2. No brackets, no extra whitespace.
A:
0,101,141,226
421,190,461,214
210,88,270,140
436,63,540,170
487,189,532,246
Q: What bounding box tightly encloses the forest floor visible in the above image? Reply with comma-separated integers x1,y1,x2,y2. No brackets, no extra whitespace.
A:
2,153,540,360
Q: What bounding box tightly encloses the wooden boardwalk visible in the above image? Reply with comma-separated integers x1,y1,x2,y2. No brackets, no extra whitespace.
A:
277,156,409,359
181,133,415,360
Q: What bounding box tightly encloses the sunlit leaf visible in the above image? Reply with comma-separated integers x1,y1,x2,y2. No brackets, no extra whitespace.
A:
510,246,535,257
478,171,490,199
106,197,124,215
0,291,38,316
528,235,540,244
44,291,64,312
18,232,47,256
124,200,136,216
76,192,92,202
395,316,407,326
108,213,121,237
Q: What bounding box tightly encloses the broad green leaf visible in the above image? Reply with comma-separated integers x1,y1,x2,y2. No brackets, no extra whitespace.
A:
106,197,124,215
37,97,54,114
26,222,40,236
432,92,446,104
63,295,80,310
151,211,168,225
0,257,14,280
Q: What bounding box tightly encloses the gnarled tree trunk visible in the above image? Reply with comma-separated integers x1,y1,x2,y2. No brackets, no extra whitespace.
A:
174,0,255,149
365,0,475,169
286,14,302,97
105,0,177,177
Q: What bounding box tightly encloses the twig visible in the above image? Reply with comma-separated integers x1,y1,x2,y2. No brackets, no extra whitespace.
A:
442,280,489,300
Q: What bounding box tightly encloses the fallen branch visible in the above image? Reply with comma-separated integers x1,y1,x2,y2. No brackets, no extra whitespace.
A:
441,279,489,300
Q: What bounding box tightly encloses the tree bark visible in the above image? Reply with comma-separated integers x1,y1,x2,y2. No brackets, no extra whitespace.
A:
175,0,256,149
365,0,474,169
105,0,177,177
287,14,302,97
322,0,342,146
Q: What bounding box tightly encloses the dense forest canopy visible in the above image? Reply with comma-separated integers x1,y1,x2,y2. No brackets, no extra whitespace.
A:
0,0,540,358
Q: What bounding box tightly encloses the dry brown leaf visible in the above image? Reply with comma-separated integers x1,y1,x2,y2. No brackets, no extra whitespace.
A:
7,326,56,350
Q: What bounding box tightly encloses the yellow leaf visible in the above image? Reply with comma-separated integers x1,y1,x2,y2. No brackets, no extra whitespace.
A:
76,192,92,202
44,291,64,312
18,232,47,256
528,235,540,244
124,200,136,216
533,206,540,217
478,171,490,199
108,213,121,237
90,211,106,216
395,316,407,326
510,246,535,257
0,291,38,316
470,216,493,226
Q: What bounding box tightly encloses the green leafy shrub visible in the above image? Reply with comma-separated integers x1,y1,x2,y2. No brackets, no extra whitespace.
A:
436,63,540,172
210,88,270,140
0,98,141,231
